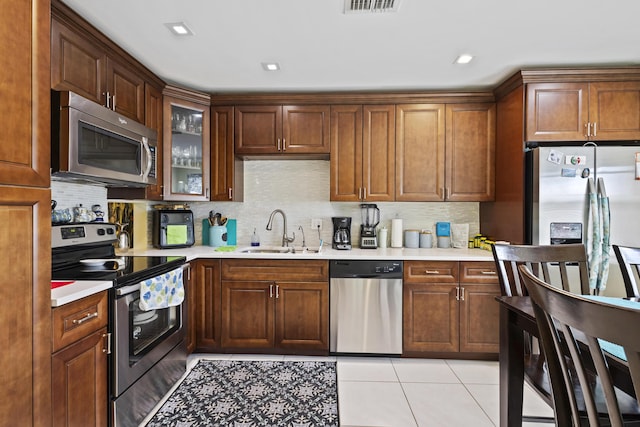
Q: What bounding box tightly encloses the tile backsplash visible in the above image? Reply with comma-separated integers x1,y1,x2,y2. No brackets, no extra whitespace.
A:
53,160,480,249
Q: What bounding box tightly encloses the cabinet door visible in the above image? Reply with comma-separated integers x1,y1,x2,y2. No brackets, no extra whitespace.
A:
51,18,105,105
403,282,458,353
1,0,50,187
363,105,395,201
275,282,328,351
211,106,243,201
106,58,145,123
234,105,282,154
445,103,496,201
283,105,330,154
0,186,51,426
526,83,589,141
589,81,640,141
330,105,363,201
395,104,445,201
194,260,221,351
459,262,500,354
221,281,274,349
163,97,211,201
144,83,164,200
51,328,108,427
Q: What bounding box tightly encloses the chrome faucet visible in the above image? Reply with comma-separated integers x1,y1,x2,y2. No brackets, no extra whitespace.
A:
298,225,306,248
266,209,295,247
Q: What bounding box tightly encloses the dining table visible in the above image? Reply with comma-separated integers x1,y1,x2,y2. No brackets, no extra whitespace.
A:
496,295,635,427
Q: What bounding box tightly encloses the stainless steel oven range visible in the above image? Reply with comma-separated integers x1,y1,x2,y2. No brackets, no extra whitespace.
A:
52,223,188,427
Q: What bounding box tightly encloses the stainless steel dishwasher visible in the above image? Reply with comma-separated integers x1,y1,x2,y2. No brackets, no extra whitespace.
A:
330,260,403,354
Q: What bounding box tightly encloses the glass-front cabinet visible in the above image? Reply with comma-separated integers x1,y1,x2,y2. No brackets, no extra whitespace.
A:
163,88,210,201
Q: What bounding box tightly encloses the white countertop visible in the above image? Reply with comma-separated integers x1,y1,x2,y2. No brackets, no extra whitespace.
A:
51,245,493,306
51,280,113,307
119,244,495,262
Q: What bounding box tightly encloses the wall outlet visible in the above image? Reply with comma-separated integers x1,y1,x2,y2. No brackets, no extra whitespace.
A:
311,218,322,231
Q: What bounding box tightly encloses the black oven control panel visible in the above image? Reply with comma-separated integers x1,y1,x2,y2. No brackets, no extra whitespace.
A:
52,223,117,248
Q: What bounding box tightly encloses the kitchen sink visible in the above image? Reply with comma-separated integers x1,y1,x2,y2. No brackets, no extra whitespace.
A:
237,246,322,254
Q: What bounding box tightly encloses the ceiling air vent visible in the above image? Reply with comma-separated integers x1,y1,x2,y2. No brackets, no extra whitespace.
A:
344,0,401,13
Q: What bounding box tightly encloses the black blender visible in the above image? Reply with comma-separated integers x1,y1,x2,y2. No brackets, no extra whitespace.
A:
360,203,380,249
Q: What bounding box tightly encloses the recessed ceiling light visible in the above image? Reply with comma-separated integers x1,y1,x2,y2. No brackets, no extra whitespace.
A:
454,54,474,64
165,22,194,36
261,62,280,71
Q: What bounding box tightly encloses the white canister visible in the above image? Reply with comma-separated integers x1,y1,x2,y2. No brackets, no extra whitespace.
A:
420,231,433,248
378,227,388,248
391,218,403,248
404,230,419,248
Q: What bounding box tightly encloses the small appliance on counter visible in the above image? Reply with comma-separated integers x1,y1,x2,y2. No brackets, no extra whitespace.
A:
152,209,195,248
360,203,380,249
332,217,352,250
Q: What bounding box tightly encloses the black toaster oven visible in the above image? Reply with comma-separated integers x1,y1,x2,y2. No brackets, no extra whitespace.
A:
152,209,195,248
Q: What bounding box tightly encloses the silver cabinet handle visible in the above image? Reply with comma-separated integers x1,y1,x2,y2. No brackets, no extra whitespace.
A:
102,332,112,354
104,91,111,109
275,285,280,299
481,270,497,275
228,188,233,200
593,122,597,137
73,311,98,325
460,287,465,301
362,187,367,200
425,270,440,274
269,284,274,298
112,94,116,111
585,122,590,138
277,139,281,151
282,139,286,151
455,287,460,301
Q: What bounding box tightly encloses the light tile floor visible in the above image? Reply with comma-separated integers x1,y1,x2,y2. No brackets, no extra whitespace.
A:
140,353,555,427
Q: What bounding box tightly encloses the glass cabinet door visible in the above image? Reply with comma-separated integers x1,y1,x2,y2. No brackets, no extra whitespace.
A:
163,97,210,201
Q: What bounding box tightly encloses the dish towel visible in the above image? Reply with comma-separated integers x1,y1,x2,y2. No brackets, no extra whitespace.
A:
139,267,184,311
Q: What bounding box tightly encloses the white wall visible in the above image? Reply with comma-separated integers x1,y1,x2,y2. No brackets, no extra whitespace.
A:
53,160,480,249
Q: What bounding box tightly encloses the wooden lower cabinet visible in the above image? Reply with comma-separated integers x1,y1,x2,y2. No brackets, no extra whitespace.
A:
52,328,108,427
403,261,499,356
220,259,329,353
193,259,222,351
51,291,109,427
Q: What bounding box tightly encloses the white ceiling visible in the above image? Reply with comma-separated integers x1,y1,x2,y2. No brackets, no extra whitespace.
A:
61,0,640,94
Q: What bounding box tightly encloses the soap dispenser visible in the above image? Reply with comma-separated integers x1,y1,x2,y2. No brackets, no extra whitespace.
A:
251,228,260,247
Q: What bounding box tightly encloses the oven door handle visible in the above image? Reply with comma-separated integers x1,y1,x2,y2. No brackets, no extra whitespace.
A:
115,263,190,296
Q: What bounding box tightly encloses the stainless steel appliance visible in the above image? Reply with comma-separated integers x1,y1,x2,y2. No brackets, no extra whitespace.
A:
51,90,157,187
359,203,380,249
526,144,640,296
51,223,187,427
152,209,195,248
332,216,352,250
330,260,403,354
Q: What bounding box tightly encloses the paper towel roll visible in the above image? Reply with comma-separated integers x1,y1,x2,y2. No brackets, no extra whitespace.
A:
391,218,403,248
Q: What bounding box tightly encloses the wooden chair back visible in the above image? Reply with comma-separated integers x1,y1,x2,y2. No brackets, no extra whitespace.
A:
613,245,640,298
519,264,640,427
492,243,591,296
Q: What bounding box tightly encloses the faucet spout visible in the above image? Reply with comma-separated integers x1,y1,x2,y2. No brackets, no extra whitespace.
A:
266,209,295,247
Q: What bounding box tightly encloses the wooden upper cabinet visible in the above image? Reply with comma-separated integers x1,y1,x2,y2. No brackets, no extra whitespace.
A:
211,106,243,201
51,17,144,123
235,105,330,155
445,103,496,202
0,0,50,187
144,83,164,200
526,81,640,142
589,81,640,140
395,104,445,201
330,105,394,201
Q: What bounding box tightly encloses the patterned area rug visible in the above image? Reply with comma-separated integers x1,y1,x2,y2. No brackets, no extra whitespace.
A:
145,359,339,426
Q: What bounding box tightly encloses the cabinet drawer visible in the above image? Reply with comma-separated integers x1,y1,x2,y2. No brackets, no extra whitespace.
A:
460,261,499,283
404,261,458,283
222,259,328,282
52,291,108,353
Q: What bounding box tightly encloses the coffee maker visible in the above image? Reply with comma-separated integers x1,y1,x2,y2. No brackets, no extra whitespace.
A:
332,217,352,250
360,203,380,249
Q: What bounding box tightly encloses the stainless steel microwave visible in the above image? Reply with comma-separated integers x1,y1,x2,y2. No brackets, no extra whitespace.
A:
51,91,157,187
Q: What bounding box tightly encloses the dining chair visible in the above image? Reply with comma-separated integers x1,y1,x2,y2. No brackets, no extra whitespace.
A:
519,264,640,427
613,245,640,298
491,243,593,423
492,243,591,297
